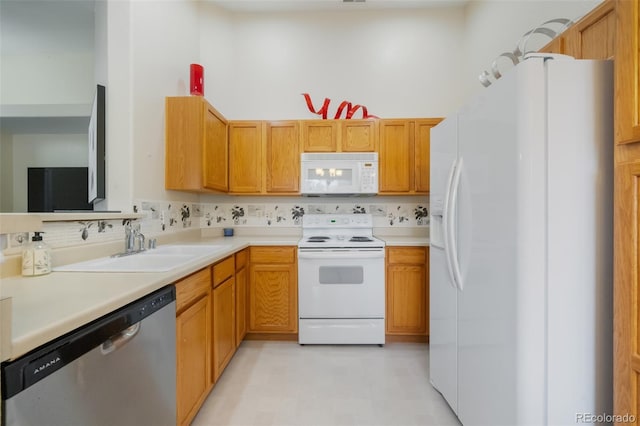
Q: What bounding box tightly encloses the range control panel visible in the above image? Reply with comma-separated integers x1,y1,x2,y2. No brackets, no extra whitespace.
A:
302,214,374,229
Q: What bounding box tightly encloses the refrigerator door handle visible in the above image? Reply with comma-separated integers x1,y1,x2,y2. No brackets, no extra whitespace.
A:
447,157,464,291
443,159,458,290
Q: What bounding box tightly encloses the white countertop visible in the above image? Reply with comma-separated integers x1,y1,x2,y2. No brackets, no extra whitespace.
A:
1,236,299,362
1,233,428,362
377,236,430,246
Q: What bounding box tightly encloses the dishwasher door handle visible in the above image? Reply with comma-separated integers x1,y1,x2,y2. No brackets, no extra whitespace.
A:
100,322,141,355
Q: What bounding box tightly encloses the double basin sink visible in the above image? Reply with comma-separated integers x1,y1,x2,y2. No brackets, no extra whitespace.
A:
53,244,231,273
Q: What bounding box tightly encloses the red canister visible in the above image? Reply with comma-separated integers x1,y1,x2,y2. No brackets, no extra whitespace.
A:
190,64,204,96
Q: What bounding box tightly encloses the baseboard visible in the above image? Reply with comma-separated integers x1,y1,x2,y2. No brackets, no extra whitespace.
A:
385,334,429,343
244,332,299,341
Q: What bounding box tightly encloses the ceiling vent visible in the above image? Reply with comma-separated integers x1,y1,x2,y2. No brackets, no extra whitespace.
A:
343,0,366,3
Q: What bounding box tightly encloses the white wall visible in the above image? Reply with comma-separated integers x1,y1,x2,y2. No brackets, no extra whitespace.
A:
199,2,235,115
0,0,95,107
129,0,202,205
208,7,467,119
3,1,602,213
9,133,88,212
0,131,14,211
463,0,601,98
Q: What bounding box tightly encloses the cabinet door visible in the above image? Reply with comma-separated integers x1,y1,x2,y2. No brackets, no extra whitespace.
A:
616,0,640,144
379,120,412,192
165,97,205,191
567,0,615,60
249,263,297,333
614,159,640,423
229,121,263,193
235,266,247,345
302,121,338,152
213,277,236,382
176,294,211,426
538,35,566,55
386,247,428,336
415,120,439,194
341,120,376,152
203,103,228,191
266,121,300,193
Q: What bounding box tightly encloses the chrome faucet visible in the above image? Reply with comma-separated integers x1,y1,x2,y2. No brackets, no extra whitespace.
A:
115,223,145,257
124,222,135,253
135,230,145,252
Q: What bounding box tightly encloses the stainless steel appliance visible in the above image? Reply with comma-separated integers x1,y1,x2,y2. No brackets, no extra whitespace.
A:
300,152,378,195
298,214,385,344
1,286,176,426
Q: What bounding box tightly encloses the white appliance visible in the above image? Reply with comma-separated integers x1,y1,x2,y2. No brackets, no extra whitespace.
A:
298,214,385,344
429,55,613,425
300,153,378,195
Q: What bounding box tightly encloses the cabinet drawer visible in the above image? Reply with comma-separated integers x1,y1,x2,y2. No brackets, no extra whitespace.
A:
250,246,296,264
175,268,211,313
387,247,427,265
235,249,248,271
213,256,235,288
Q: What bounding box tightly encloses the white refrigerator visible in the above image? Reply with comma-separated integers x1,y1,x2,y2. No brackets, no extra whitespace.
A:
429,55,613,425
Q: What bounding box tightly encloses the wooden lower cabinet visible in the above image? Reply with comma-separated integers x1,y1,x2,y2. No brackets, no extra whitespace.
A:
248,246,298,334
175,269,212,426
212,276,236,382
385,247,429,339
235,250,248,345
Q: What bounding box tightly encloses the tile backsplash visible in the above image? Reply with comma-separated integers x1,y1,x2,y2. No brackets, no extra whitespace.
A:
6,197,429,251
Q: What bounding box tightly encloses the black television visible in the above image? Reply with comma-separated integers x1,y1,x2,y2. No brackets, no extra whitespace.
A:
28,167,94,212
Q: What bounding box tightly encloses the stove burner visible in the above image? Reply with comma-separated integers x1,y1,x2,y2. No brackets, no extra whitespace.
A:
307,236,331,242
349,236,374,242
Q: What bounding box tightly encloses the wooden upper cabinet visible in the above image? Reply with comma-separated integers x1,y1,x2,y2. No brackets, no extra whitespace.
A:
616,0,640,145
379,120,412,193
302,121,338,152
265,121,300,193
341,120,377,152
565,0,615,60
538,35,566,55
166,96,228,193
301,120,376,152
203,104,228,191
415,119,440,193
228,121,263,193
379,119,439,194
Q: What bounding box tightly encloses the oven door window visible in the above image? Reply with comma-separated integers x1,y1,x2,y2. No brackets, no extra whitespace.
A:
319,266,363,284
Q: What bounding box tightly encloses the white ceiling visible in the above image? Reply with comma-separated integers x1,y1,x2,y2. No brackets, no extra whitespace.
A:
208,0,469,12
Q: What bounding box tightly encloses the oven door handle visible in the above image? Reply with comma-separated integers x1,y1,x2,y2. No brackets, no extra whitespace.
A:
298,250,385,260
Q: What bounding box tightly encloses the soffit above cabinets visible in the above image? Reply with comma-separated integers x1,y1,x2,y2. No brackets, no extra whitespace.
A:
207,0,469,13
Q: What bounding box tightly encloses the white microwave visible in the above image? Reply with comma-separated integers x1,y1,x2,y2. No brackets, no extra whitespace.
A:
300,152,378,195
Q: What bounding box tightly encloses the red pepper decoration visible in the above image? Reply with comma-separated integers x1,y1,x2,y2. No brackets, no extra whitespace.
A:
302,93,378,119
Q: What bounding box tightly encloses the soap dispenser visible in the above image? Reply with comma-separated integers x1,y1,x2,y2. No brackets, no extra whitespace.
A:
22,232,52,276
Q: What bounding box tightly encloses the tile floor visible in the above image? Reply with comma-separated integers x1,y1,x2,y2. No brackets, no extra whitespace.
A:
192,341,460,426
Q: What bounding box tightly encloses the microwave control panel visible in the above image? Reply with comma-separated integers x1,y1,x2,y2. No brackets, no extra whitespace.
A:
359,162,378,193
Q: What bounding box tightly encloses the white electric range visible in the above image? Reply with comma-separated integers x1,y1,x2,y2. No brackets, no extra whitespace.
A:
297,214,386,345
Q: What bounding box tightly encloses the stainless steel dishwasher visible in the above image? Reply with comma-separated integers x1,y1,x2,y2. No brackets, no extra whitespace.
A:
1,286,176,426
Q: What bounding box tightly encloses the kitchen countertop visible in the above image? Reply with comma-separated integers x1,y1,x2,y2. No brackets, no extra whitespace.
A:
1,233,428,362
376,236,430,246
1,235,299,362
